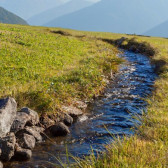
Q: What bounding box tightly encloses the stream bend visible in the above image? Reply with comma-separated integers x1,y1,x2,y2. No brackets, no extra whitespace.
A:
7,51,157,168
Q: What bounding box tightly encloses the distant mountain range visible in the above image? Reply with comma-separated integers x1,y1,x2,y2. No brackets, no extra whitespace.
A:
0,0,64,19
144,20,168,38
1,0,168,38
0,7,28,25
44,0,168,35
28,0,93,26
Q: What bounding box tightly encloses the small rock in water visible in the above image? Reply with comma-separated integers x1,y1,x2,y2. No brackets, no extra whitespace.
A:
0,133,16,161
14,143,32,161
17,133,35,150
62,113,73,126
19,107,39,126
11,112,31,133
62,106,83,118
77,115,88,122
0,97,17,138
49,122,70,136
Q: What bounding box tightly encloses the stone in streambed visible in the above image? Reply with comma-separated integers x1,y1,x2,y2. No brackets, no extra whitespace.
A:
14,143,32,161
62,113,73,126
49,122,70,136
0,97,17,138
19,107,39,126
11,112,31,133
62,106,83,118
32,126,45,133
73,100,87,110
77,115,88,122
0,133,16,161
16,126,43,142
17,133,35,150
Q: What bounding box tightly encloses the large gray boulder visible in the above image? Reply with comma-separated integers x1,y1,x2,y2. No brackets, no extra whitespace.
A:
19,107,39,126
49,122,70,137
11,112,31,133
0,97,17,137
0,133,16,161
17,133,35,150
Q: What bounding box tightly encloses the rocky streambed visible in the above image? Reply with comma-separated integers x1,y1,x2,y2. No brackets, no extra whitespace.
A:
0,97,85,168
0,50,157,168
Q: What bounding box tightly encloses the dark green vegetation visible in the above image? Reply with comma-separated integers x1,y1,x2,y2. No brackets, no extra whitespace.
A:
0,7,28,25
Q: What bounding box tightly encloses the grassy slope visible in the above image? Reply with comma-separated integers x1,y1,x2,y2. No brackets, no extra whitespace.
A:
0,23,121,113
68,33,168,167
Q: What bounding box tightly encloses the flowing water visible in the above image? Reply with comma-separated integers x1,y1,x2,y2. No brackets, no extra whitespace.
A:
6,51,157,168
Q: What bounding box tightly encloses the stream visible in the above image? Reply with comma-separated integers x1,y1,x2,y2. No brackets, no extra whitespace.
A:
6,50,157,168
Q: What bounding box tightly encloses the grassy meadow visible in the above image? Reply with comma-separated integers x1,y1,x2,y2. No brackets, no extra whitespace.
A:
0,23,168,167
0,24,121,113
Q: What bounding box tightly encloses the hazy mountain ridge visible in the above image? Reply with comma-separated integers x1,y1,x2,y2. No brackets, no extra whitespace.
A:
45,0,168,35
0,7,28,25
0,0,64,19
28,0,93,26
144,20,168,38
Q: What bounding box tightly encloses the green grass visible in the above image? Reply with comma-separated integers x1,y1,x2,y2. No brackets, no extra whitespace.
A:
0,23,121,113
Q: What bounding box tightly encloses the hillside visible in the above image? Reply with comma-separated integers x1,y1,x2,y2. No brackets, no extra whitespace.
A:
0,0,63,19
144,20,168,38
0,23,120,113
28,0,93,26
0,7,28,25
45,0,168,34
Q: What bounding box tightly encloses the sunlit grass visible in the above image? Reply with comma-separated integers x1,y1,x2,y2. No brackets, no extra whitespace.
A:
0,23,121,114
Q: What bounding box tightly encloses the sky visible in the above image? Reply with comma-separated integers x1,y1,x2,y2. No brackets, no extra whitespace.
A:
0,0,100,19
